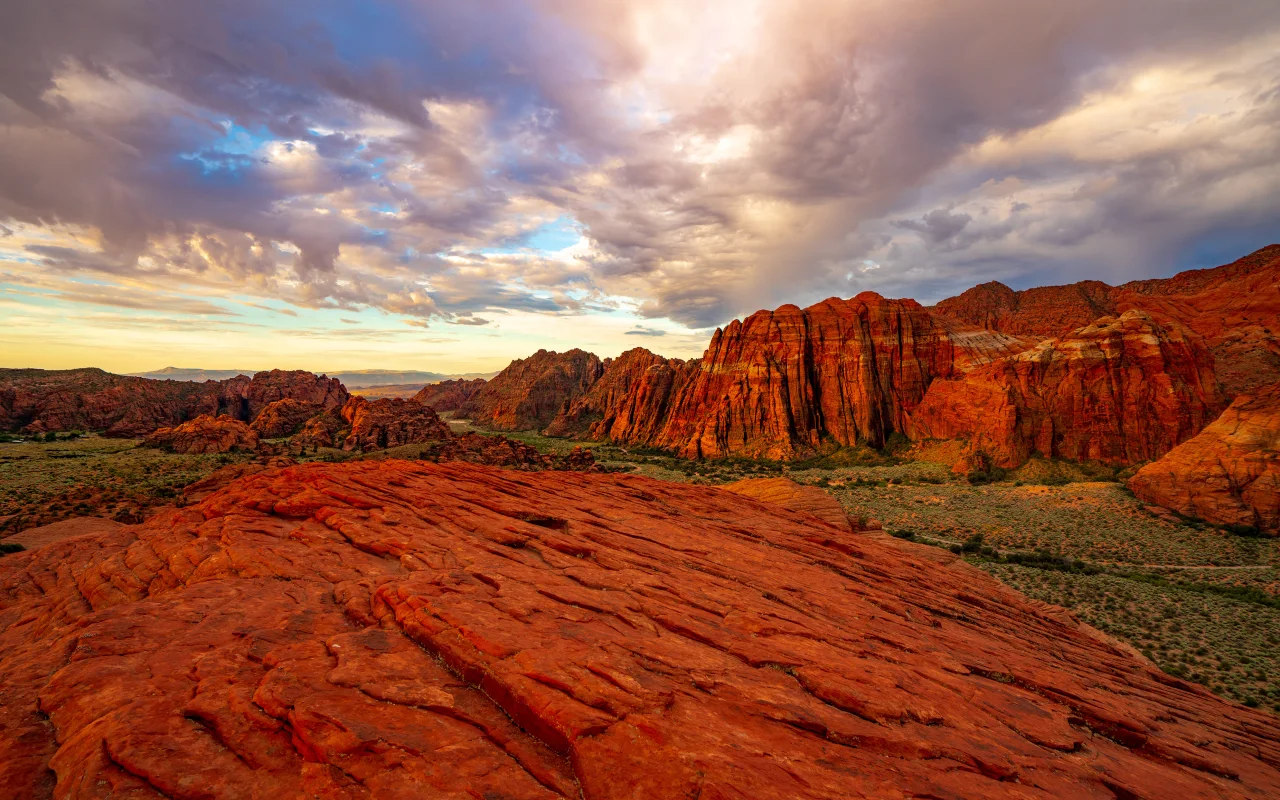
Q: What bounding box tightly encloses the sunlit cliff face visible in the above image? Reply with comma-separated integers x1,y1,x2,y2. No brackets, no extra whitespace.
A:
2,0,1279,372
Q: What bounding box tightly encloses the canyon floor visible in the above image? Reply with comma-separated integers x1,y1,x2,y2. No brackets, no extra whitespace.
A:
4,426,1278,718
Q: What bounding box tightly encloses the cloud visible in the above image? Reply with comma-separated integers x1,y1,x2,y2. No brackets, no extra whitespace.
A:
624,325,666,337
447,316,490,326
0,0,1277,335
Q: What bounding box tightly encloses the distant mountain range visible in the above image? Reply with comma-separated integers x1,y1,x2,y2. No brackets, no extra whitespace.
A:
129,367,496,388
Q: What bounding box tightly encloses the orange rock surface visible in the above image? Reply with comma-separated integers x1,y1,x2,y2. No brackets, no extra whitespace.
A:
1129,382,1280,534
412,378,487,411
338,396,452,452
459,349,604,431
720,477,859,532
635,293,1030,459
141,414,260,454
250,398,324,438
1,461,1278,798
908,311,1224,467
934,244,1280,395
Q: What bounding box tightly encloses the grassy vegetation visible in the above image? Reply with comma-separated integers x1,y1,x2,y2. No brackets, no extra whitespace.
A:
0,434,254,534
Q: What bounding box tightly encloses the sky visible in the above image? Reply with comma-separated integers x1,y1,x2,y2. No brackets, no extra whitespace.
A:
2,0,1279,375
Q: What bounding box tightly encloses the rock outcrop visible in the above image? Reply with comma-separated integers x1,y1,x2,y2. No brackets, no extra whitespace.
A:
249,398,323,438
1129,382,1280,534
458,349,605,431
2,461,1278,798
0,368,349,437
339,396,452,452
544,348,693,440
629,293,1030,460
720,477,859,532
423,432,597,471
412,378,487,411
141,414,260,454
908,311,1224,467
934,244,1280,395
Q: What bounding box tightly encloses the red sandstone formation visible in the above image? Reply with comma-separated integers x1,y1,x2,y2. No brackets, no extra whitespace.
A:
141,414,260,454
250,398,324,438
934,244,1280,394
1129,382,1280,534
0,517,123,553
424,432,597,471
1,461,1277,797
632,293,1030,460
544,348,693,440
458,349,604,431
412,378,487,411
338,396,452,452
908,311,1224,468
720,476,859,532
0,368,349,437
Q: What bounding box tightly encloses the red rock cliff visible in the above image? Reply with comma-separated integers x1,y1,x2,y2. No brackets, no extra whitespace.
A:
458,349,604,431
543,348,694,440
1,461,1277,797
1129,382,1280,534
632,293,1030,460
412,378,487,411
908,310,1224,467
934,245,1280,394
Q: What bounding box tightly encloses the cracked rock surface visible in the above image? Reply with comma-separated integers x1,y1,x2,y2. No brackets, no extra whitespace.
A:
1,460,1278,798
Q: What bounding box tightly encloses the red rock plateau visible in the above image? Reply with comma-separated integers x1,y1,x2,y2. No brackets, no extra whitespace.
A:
934,244,1280,394
458,349,604,431
907,311,1225,468
250,398,326,438
1,460,1278,798
0,368,348,437
412,378,487,412
1129,382,1280,535
141,414,260,454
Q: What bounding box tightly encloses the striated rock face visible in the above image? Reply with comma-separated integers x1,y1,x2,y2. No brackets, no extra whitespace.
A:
1129,383,1280,534
908,311,1224,468
412,378,487,412
2,461,1278,798
424,432,597,471
636,293,1030,460
250,398,323,438
720,477,859,532
934,245,1280,395
339,397,452,452
0,368,349,437
141,414,260,454
459,349,604,431
544,348,693,440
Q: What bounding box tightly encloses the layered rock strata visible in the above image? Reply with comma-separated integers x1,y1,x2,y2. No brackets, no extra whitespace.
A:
908,311,1224,467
